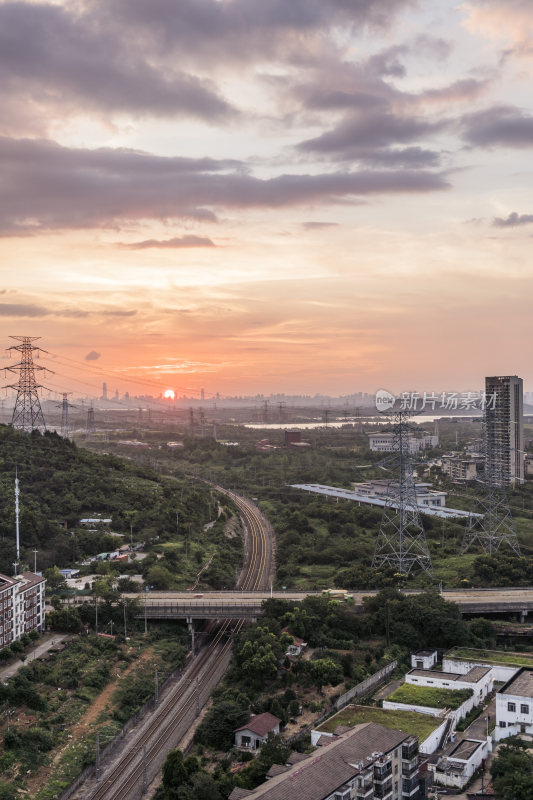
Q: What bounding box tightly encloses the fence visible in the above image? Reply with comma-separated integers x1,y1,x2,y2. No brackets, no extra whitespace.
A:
57,656,192,800
335,660,398,711
283,660,398,748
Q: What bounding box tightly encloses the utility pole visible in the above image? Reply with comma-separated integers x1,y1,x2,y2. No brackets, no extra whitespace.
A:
3,336,53,432
155,669,159,704
32,549,38,573
95,732,100,781
142,745,147,794
123,600,127,638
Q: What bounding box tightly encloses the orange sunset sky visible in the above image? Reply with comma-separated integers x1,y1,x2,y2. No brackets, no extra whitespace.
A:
1,0,533,398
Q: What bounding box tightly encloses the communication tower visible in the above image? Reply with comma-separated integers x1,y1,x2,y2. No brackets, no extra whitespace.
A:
372,410,433,575
4,336,52,432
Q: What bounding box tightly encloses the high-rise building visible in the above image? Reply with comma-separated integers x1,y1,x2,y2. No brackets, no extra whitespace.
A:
485,375,523,485
102,382,108,400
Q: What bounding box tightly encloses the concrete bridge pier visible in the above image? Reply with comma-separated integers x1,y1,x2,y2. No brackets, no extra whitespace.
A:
186,617,196,654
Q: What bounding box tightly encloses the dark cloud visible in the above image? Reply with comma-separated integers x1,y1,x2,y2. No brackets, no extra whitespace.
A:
0,137,450,234
123,235,215,249
461,105,533,147
85,350,101,361
493,212,533,227
0,302,50,317
0,2,235,125
298,110,445,164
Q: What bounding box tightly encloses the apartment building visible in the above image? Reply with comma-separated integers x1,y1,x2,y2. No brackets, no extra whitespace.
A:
485,375,524,486
229,722,420,800
495,667,533,741
0,571,46,647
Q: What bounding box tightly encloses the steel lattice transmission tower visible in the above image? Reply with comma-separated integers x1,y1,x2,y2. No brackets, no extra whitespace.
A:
372,411,433,575
56,392,73,438
462,413,521,556
4,336,52,432
86,405,96,434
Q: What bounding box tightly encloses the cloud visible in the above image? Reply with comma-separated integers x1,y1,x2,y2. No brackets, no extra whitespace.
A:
0,302,86,317
123,235,216,249
493,212,533,227
297,110,446,165
0,2,235,127
85,350,101,361
461,105,533,146
99,310,138,317
0,137,450,234
302,221,340,229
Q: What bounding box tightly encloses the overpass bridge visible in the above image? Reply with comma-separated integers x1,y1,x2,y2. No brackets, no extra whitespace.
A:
126,588,533,622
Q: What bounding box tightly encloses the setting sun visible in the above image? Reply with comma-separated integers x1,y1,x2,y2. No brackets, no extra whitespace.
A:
163,389,175,400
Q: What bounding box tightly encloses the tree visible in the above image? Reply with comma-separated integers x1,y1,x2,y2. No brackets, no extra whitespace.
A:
490,738,533,800
146,565,174,590
161,749,188,800
308,658,343,693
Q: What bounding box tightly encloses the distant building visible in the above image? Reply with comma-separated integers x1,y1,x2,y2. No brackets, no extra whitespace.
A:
0,571,46,647
485,375,524,485
80,517,112,527
352,479,447,508
368,432,438,453
441,454,484,484
525,454,533,477
284,429,301,446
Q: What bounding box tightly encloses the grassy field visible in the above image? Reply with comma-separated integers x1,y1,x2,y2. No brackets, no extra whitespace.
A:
318,704,441,742
386,684,473,710
447,648,533,667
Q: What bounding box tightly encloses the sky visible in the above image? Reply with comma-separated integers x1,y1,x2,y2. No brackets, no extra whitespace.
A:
1,0,533,399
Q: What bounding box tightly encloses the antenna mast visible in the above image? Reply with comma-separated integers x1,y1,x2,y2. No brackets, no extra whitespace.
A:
15,469,20,561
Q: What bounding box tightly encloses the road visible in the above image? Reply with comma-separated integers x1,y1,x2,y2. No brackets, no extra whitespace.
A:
127,587,533,621
80,488,272,800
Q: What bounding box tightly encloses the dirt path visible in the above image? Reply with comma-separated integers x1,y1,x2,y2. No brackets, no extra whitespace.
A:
25,646,155,797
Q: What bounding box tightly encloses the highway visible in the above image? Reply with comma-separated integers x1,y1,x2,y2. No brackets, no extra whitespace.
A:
79,488,272,800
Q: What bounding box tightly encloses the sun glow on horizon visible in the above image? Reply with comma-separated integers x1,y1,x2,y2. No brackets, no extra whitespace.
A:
163,389,175,399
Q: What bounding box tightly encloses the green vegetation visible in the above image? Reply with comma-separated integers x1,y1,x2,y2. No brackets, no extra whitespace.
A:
447,648,533,667
318,705,441,742
0,425,243,591
0,626,189,798
386,683,473,710
490,738,533,800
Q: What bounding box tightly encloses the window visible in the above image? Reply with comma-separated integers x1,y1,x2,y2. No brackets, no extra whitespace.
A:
508,703,516,713
520,704,529,715
499,721,506,728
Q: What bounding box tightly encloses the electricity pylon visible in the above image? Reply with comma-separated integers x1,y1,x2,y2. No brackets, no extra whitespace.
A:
86,405,96,434
462,414,520,555
56,392,73,438
4,336,53,432
372,410,433,575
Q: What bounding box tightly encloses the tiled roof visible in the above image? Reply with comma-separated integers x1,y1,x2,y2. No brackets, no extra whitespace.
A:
286,751,309,765
235,712,281,737
229,789,255,800
266,764,290,778
242,722,409,800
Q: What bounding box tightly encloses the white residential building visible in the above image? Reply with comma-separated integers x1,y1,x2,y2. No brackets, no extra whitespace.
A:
411,650,437,670
406,666,493,704
234,713,281,750
0,572,46,647
495,667,533,741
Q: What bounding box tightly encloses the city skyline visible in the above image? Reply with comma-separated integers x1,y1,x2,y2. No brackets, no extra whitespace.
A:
1,1,533,395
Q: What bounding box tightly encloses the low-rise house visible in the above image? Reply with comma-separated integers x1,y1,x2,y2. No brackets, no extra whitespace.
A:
406,666,493,704
234,713,281,750
229,722,420,800
411,650,437,670
443,647,532,683
495,667,533,741
431,738,490,789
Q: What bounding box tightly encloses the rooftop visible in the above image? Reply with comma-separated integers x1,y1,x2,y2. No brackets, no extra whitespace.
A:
408,666,490,684
499,667,533,699
235,712,281,738
236,723,408,800
317,704,440,743
447,648,533,669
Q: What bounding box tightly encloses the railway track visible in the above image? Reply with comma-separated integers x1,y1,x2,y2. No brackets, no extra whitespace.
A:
83,488,272,800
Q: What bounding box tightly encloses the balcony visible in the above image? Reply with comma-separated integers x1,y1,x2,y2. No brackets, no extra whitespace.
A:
401,761,418,778
374,779,393,798
402,776,419,796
